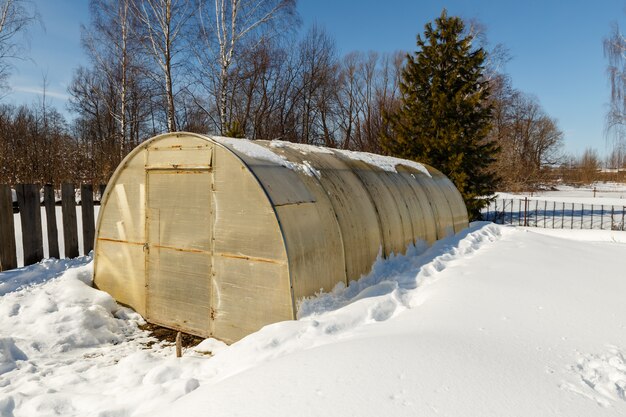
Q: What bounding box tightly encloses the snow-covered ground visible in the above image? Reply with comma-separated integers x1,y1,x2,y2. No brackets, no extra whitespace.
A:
498,182,626,205
487,183,626,230
2,221,626,416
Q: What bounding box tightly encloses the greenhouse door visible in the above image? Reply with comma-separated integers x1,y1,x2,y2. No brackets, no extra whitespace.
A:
145,169,213,336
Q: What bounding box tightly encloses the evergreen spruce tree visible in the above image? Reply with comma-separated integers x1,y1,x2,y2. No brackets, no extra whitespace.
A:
382,10,499,219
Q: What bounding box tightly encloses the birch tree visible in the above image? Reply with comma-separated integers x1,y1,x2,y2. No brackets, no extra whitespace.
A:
195,0,297,134
604,21,626,141
0,0,37,92
133,0,193,132
81,0,142,158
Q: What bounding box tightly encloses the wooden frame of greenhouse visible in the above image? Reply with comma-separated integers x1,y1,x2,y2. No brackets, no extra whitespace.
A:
93,132,468,343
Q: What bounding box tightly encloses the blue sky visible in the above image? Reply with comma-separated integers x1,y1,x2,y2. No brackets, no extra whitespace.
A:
6,0,624,157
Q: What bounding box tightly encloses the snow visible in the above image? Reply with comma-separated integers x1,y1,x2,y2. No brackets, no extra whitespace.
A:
333,148,432,177
213,136,322,178
2,219,626,415
269,140,335,154
214,136,294,168
498,182,626,206
213,136,431,178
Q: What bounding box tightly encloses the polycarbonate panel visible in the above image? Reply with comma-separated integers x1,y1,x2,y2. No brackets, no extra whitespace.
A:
212,256,292,343
240,165,315,206
96,154,146,243
396,168,438,244
436,174,469,232
94,136,147,318
94,240,146,315
276,203,345,301
378,170,417,252
146,169,212,336
332,155,404,258
217,141,315,206
281,150,382,281
146,170,212,251
260,145,347,302
147,248,211,336
393,172,429,245
408,169,455,239
212,146,287,261
421,167,458,238
430,172,463,234
146,134,213,169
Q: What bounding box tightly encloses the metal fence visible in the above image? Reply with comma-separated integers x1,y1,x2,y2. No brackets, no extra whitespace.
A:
481,198,626,231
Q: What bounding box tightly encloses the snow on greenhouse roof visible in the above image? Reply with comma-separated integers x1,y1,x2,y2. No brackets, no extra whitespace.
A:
333,149,431,177
213,137,431,178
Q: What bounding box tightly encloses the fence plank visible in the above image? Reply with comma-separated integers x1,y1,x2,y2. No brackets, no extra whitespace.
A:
0,184,17,271
98,184,106,203
62,183,79,259
81,184,95,254
43,184,60,259
16,184,43,266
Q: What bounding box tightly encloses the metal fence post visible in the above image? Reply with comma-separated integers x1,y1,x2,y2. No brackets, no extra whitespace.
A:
580,204,584,229
600,205,604,230
610,206,614,230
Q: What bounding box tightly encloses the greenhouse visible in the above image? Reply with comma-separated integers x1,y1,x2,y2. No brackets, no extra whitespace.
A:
93,132,468,343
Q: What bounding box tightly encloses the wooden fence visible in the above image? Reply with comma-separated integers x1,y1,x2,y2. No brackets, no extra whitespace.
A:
0,183,106,271
481,197,626,230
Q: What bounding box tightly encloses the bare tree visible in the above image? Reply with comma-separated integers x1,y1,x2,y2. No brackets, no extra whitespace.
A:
606,143,626,169
0,0,38,92
133,0,193,132
578,148,601,183
604,20,626,142
82,0,143,158
490,77,563,190
195,0,297,134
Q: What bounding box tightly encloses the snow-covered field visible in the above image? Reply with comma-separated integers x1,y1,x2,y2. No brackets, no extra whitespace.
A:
498,181,626,205
2,220,626,416
485,183,626,230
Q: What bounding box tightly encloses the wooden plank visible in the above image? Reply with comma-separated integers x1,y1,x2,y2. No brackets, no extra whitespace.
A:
62,183,79,259
81,184,95,254
16,184,43,266
98,184,106,203
43,184,60,259
0,184,17,271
